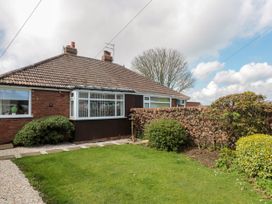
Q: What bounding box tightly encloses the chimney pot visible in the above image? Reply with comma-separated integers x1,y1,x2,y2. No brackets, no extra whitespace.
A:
102,50,113,62
71,41,75,48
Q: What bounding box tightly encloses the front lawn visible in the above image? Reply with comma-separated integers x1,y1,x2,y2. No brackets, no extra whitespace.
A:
14,145,268,204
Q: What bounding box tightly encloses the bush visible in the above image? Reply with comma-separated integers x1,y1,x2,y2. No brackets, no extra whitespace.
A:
144,119,187,151
216,147,236,169
210,92,272,148
13,115,75,146
236,134,272,179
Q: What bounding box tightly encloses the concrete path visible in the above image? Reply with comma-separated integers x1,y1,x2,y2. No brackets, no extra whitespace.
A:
0,139,147,160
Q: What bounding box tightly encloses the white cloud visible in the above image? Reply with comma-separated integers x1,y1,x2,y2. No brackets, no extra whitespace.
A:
0,0,272,74
214,63,272,84
190,62,272,104
192,61,224,79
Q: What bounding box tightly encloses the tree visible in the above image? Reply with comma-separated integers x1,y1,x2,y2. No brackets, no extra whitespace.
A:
132,48,194,91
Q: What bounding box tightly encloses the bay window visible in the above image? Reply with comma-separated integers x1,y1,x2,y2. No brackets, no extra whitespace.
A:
144,96,171,108
0,88,31,117
71,90,125,119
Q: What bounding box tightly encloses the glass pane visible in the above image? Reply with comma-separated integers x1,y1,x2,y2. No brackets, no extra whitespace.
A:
0,100,29,115
178,100,185,105
78,100,88,117
144,103,149,108
150,102,170,108
144,96,149,101
70,92,74,98
150,97,170,103
78,92,88,98
117,95,124,100
90,93,115,100
0,89,29,100
90,100,115,117
117,101,124,116
70,100,74,117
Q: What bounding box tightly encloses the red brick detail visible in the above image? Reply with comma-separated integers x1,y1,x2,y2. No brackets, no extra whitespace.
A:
186,101,201,107
0,89,70,144
32,90,69,117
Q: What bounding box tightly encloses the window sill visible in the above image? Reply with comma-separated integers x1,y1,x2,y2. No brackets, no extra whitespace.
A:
0,115,33,119
70,116,127,121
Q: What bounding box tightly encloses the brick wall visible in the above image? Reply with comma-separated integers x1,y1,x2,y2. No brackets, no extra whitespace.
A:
0,89,70,144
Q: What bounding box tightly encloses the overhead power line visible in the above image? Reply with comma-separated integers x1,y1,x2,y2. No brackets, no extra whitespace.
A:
0,0,43,59
94,0,153,58
222,28,272,63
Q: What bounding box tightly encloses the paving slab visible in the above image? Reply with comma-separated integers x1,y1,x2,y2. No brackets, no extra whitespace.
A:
20,151,41,157
84,143,99,148
40,151,48,155
0,154,15,160
46,149,63,154
97,143,105,147
66,146,81,151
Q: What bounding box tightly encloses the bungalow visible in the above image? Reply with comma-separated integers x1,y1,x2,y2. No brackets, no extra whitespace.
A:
0,42,189,144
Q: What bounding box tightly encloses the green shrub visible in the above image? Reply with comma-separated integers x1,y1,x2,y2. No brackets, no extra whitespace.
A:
210,92,272,148
236,134,272,179
216,147,236,169
13,115,74,146
144,119,187,151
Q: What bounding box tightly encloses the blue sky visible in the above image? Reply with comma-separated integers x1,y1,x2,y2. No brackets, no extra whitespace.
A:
190,31,272,89
0,0,272,104
187,29,272,104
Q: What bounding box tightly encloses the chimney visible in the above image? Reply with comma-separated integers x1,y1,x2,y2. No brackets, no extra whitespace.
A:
63,41,77,55
102,50,113,62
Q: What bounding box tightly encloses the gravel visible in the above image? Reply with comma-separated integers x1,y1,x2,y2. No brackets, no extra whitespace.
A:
0,160,44,204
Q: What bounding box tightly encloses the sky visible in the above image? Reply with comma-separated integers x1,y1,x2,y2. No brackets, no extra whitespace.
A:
0,0,272,104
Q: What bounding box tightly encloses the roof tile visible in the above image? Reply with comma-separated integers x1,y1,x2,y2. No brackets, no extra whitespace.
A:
0,54,189,100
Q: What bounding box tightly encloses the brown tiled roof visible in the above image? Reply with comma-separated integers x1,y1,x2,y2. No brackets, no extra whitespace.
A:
0,54,189,100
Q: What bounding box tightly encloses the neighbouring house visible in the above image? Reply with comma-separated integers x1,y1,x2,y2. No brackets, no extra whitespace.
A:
186,101,201,107
0,42,189,144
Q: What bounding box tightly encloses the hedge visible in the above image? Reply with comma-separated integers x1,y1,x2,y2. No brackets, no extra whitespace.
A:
131,107,228,148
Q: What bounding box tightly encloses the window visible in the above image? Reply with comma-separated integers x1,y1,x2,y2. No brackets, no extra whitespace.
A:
0,89,31,117
70,91,125,119
70,93,74,117
144,96,171,108
177,99,185,107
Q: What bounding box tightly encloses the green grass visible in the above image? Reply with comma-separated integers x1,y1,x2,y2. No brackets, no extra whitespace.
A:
14,145,270,204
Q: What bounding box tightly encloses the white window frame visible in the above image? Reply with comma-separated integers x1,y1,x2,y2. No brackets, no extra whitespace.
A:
0,86,32,118
143,95,172,108
70,90,125,120
178,99,186,107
